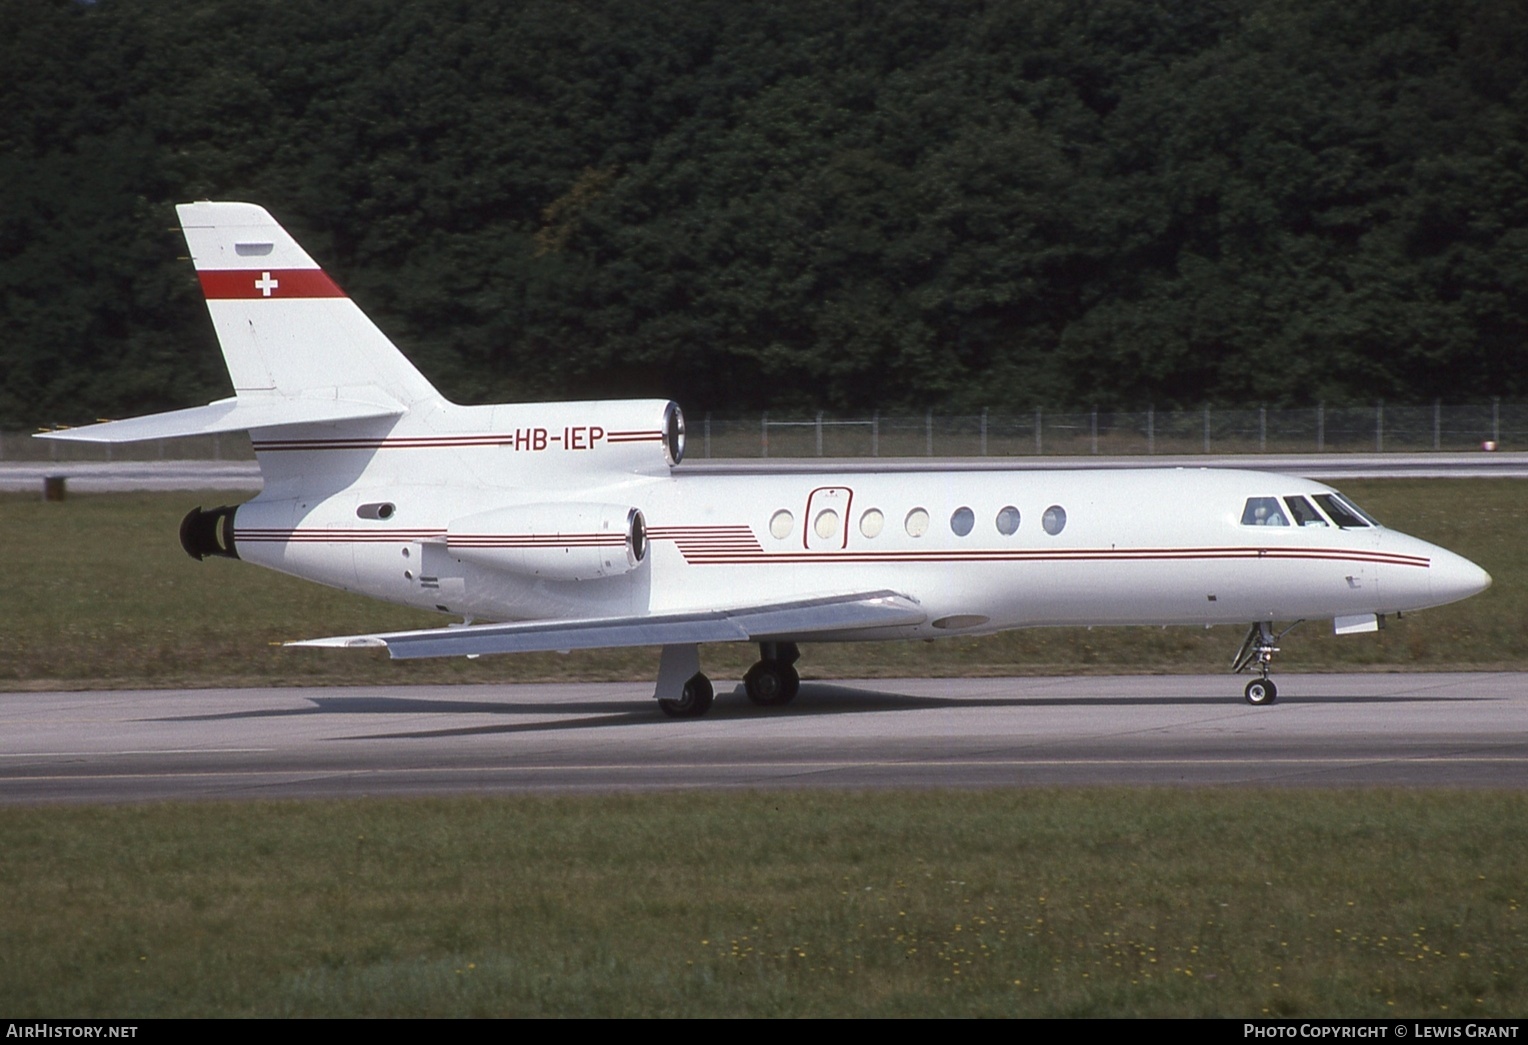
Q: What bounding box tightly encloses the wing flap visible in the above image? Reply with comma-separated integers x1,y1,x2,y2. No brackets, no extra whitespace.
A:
289,591,925,660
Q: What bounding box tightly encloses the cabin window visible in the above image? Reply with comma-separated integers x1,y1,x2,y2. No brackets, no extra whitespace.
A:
859,508,884,538
950,506,975,537
996,506,1021,535
1241,497,1289,526
1312,493,1372,529
814,508,840,540
1283,496,1327,527
769,509,794,540
905,508,930,538
1042,505,1067,535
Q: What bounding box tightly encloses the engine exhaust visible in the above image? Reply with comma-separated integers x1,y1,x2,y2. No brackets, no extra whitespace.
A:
179,505,239,561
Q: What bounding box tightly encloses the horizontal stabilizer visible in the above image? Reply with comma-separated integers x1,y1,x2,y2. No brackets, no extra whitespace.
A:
289,591,925,660
36,393,405,444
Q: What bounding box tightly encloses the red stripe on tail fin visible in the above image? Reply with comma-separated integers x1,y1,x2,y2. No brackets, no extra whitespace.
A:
198,269,346,299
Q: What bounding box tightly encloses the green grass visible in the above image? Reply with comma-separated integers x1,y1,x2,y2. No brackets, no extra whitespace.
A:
0,791,1522,1017
2,478,1521,688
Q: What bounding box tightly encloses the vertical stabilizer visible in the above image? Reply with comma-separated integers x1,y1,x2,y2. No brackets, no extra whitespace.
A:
176,201,441,407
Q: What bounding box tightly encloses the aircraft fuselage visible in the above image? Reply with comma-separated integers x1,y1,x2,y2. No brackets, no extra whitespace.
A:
229,440,1485,642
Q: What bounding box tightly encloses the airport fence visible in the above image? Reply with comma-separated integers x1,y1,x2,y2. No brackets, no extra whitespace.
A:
696,401,1522,458
5,400,1522,462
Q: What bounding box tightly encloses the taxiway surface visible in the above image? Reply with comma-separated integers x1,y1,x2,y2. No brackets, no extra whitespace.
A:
2,673,1524,803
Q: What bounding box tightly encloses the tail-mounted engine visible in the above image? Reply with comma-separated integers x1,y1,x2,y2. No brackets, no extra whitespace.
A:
480,399,685,477
180,505,240,561
662,400,685,467
446,502,647,581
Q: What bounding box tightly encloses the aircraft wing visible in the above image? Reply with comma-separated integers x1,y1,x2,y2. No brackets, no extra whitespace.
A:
288,590,925,660
36,393,405,443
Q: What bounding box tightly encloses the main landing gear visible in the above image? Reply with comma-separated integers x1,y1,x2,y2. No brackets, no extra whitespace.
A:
1232,621,1301,705
659,672,714,719
744,642,800,707
654,642,803,718
655,643,714,719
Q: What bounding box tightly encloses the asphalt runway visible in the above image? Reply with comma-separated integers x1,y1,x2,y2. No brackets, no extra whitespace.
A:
2,673,1524,803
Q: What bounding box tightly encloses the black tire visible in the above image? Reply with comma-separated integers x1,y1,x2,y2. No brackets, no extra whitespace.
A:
659,672,714,718
778,665,800,704
1244,678,1278,706
744,662,800,707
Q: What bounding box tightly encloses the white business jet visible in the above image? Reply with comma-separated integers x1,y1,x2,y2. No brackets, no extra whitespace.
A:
41,203,1492,717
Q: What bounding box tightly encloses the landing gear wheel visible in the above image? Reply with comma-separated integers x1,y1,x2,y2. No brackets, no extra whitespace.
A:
659,672,714,719
1244,678,1278,706
744,661,800,707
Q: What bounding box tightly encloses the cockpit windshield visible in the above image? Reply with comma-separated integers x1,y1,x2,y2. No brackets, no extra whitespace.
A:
1241,492,1381,529
1312,492,1380,529
1283,496,1327,527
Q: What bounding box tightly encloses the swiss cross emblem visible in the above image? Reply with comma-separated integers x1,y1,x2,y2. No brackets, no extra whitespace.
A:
253,271,279,297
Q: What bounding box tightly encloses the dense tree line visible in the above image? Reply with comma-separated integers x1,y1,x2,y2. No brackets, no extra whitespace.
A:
1,0,1524,427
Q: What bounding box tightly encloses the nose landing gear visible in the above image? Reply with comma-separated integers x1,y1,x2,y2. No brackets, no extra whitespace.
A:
1243,676,1277,706
1233,621,1301,706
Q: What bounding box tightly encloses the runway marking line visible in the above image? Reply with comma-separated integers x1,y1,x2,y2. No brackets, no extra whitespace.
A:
7,754,1528,785
0,749,274,758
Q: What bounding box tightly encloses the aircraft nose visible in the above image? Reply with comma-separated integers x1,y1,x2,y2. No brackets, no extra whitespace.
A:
1430,547,1492,606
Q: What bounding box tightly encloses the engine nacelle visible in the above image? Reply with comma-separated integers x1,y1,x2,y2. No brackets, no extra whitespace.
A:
474,399,685,478
446,502,647,581
180,505,240,561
